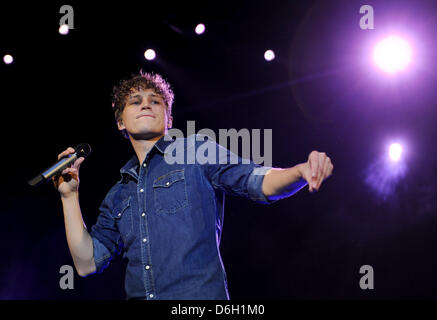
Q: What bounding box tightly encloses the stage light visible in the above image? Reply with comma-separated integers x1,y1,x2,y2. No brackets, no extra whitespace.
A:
365,142,407,199
144,49,156,61
372,36,412,74
59,24,69,35
3,54,13,64
389,143,403,162
264,50,275,62
195,24,205,35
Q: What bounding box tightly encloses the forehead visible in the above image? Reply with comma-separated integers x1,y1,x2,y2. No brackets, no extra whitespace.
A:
127,88,161,99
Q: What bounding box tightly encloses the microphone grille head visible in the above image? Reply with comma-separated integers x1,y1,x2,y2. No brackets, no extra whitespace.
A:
74,143,92,158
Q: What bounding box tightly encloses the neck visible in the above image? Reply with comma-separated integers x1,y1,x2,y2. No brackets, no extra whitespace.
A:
129,134,163,165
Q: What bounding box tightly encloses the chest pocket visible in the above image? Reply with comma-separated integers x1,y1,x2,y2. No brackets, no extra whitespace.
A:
153,169,189,214
111,196,133,241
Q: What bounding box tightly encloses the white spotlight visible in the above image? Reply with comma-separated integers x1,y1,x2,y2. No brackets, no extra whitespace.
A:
144,49,156,61
59,24,69,35
3,54,13,64
195,24,205,35
264,50,275,62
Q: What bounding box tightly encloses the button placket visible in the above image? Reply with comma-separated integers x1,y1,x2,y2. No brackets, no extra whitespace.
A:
138,159,155,299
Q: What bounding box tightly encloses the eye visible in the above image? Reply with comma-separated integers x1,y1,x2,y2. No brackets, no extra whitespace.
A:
151,100,160,104
130,101,140,105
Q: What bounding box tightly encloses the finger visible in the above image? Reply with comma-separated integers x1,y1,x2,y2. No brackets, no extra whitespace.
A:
58,147,75,160
66,167,78,174
319,157,333,190
73,157,85,169
68,168,78,176
316,158,330,190
315,155,329,190
309,155,318,180
325,163,333,181
61,167,76,175
315,154,325,189
58,147,75,159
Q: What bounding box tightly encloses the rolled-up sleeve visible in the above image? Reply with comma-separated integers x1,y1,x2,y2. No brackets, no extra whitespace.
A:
89,188,124,273
247,166,277,204
201,138,277,205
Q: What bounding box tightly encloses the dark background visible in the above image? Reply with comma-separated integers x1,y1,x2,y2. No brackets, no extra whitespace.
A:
1,0,437,299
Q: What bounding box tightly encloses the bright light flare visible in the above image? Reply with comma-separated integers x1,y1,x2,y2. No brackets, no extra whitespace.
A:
389,143,403,162
372,36,412,74
59,24,69,35
144,49,156,61
3,54,13,64
264,50,275,62
195,24,205,35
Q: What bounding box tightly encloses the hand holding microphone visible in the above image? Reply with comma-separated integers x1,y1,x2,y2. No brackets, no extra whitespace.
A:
52,146,86,197
27,144,91,198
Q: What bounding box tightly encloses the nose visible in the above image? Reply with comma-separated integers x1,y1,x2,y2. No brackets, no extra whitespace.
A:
141,102,151,110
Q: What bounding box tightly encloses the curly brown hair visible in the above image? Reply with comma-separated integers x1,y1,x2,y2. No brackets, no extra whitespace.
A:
111,70,174,138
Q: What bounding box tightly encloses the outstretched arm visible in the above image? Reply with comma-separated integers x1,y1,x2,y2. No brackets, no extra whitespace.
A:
262,151,334,200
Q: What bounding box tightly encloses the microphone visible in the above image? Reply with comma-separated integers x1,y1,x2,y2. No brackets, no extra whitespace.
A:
27,143,92,187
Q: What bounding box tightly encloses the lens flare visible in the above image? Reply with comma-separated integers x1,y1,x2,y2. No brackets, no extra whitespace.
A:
389,143,403,162
372,36,412,74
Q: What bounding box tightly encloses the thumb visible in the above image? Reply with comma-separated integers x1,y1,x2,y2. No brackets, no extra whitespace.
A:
73,157,85,169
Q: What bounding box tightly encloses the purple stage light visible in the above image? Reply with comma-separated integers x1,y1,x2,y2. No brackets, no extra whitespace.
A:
264,50,275,62
389,143,403,162
372,36,412,74
144,49,156,61
3,54,13,64
195,23,205,35
365,139,408,199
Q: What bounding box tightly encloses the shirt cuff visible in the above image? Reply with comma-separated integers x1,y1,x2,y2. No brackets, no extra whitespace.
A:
92,236,112,273
247,166,278,204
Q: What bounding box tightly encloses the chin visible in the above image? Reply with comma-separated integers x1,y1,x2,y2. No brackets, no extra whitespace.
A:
131,130,165,140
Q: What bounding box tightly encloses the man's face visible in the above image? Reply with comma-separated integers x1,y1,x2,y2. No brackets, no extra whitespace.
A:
117,88,173,140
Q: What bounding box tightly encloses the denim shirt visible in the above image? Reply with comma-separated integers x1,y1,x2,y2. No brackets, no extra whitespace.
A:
89,134,274,300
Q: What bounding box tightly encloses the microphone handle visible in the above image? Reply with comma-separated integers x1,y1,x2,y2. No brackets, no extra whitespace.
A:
28,154,78,187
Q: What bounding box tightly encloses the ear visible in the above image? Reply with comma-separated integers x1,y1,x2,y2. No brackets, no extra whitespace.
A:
117,119,125,131
167,115,173,129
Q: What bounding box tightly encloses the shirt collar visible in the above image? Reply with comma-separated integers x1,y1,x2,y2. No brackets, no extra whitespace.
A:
119,134,176,177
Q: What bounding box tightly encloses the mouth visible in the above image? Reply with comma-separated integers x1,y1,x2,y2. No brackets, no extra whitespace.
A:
136,114,155,119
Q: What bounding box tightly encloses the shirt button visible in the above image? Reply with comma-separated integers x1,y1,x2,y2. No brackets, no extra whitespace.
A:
117,213,121,217
140,189,144,193
165,182,170,186
142,238,147,243
143,163,147,168
145,265,150,270
142,212,145,217
149,294,154,299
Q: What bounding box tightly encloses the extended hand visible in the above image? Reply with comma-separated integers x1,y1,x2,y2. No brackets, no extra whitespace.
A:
298,151,334,192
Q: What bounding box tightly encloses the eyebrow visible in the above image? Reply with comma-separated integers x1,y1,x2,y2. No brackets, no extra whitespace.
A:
128,93,162,100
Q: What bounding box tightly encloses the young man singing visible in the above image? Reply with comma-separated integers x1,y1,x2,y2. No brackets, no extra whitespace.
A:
54,71,334,300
